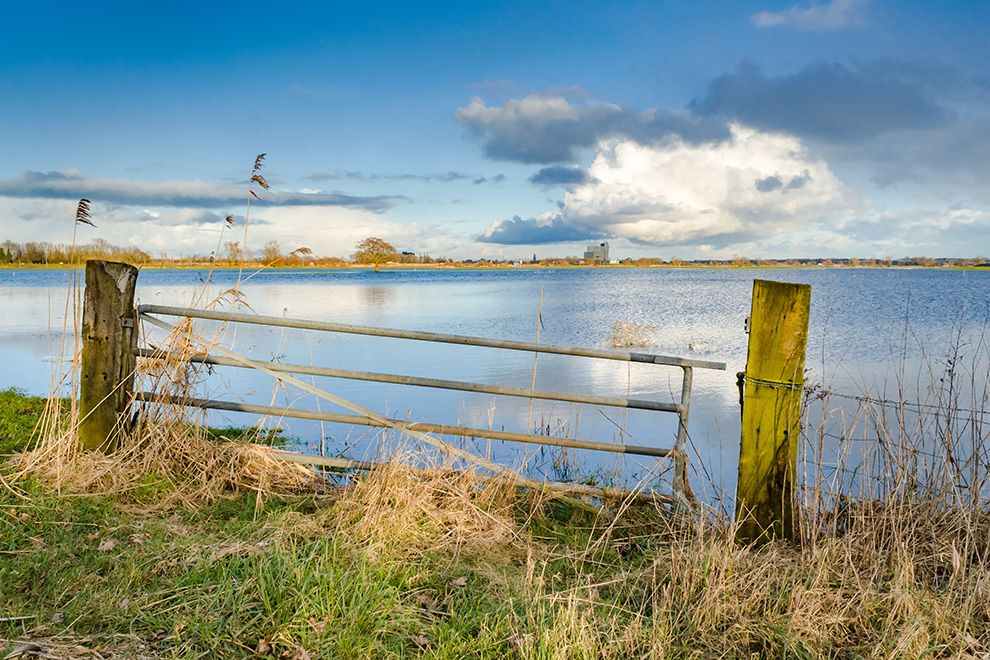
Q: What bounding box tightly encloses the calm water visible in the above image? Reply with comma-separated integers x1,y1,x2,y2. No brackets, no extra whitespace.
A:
2,267,988,495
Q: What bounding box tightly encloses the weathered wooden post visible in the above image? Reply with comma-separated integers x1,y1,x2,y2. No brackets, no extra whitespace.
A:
735,279,811,543
79,260,139,452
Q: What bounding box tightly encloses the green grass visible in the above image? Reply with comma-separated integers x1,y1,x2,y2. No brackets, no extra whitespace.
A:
0,488,433,657
0,474,606,658
0,388,47,455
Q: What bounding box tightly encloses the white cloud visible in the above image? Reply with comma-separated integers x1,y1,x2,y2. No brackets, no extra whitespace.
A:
0,196,465,259
834,207,990,255
751,0,867,31
249,206,462,258
555,125,849,247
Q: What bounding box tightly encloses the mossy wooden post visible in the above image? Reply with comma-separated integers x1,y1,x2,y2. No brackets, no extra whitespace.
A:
735,279,811,543
79,260,139,452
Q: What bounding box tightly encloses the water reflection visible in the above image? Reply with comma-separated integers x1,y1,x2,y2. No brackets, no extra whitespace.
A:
362,286,396,307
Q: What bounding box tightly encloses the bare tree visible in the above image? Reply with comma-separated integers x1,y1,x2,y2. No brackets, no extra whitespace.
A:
224,241,242,264
261,240,282,264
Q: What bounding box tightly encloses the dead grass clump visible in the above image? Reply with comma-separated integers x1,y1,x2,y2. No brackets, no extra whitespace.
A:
321,447,523,562
607,320,656,348
512,502,990,657
14,403,316,509
13,311,317,508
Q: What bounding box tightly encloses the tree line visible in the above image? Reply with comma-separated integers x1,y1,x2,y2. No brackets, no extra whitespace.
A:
0,236,440,267
0,239,152,265
1,236,984,269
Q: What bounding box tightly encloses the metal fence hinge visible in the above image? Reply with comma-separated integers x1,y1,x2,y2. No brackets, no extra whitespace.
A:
121,317,135,329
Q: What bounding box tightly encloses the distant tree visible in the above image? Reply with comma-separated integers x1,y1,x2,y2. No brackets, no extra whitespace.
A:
23,242,46,264
91,238,113,255
353,237,398,271
224,241,242,264
261,240,282,263
1,241,21,262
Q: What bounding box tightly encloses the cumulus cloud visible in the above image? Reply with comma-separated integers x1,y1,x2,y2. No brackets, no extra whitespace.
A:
454,93,729,164
528,166,593,187
0,170,404,211
693,61,948,142
751,0,867,30
693,61,990,187
477,214,606,244
483,125,849,248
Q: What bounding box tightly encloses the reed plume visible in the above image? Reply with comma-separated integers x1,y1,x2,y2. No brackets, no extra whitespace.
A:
74,198,96,227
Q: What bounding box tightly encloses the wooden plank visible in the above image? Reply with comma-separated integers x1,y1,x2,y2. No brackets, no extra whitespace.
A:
79,260,138,452
735,279,811,543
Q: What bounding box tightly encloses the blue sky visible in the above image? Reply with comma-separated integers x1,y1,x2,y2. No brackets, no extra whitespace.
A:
2,0,988,259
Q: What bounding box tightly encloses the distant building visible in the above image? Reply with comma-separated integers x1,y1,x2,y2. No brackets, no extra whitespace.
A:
583,242,609,263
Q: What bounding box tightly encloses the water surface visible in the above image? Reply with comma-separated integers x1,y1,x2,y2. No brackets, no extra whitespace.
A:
2,267,987,496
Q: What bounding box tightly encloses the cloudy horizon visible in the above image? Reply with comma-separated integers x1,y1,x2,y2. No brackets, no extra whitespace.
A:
2,0,988,260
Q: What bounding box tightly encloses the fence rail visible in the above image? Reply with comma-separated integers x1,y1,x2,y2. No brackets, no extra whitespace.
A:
134,392,673,458
133,302,725,499
133,348,682,413
137,304,727,371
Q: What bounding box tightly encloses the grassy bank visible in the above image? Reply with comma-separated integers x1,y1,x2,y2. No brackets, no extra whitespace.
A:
3,388,990,658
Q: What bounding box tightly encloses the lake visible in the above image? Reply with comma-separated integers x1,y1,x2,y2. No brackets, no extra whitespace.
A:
2,266,988,498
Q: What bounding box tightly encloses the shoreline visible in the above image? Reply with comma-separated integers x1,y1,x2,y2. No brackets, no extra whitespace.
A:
2,262,988,272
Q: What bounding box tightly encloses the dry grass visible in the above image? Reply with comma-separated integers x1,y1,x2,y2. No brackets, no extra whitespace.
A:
323,451,521,562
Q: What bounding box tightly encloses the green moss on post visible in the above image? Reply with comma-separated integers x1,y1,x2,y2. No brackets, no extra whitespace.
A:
79,260,139,452
735,279,811,543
